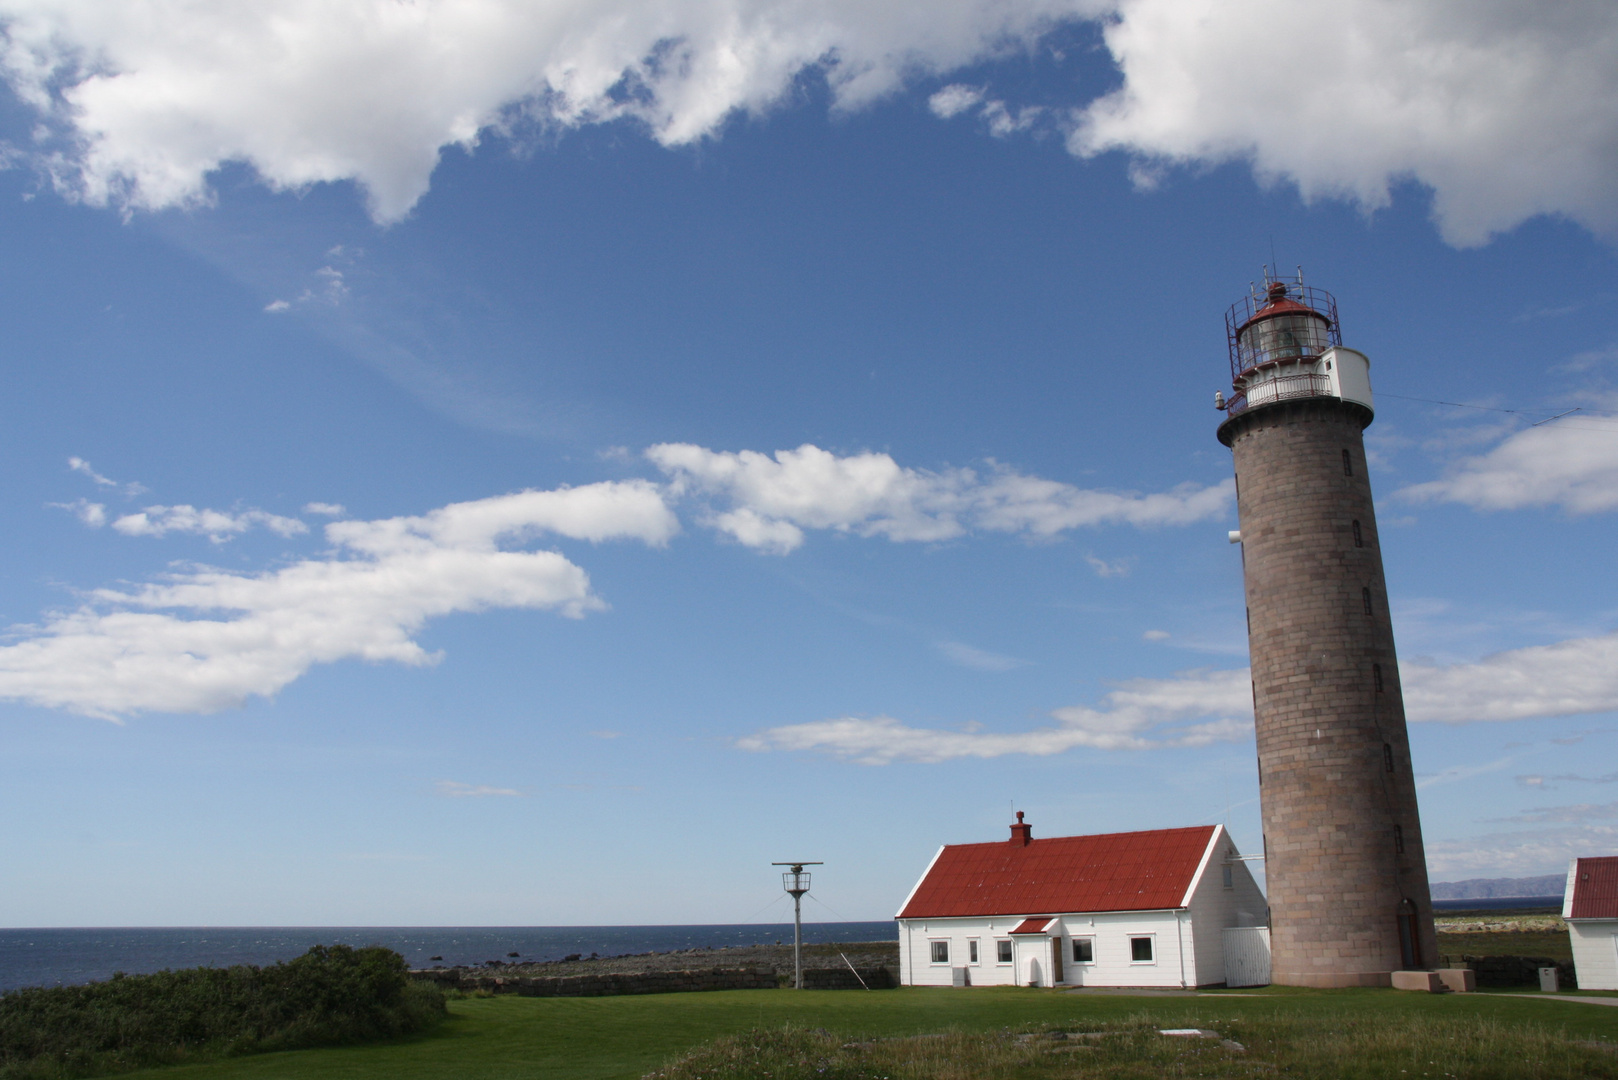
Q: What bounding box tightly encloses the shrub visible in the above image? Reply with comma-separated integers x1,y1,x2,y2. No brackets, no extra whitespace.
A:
0,944,446,1079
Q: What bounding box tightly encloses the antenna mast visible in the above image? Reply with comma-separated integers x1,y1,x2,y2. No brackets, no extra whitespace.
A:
772,861,823,989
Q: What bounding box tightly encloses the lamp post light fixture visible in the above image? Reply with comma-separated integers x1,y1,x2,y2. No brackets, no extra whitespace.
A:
772,861,822,989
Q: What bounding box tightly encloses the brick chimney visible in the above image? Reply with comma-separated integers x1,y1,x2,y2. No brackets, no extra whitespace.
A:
1009,811,1032,846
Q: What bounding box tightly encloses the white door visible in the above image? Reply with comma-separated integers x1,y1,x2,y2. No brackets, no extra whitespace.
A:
1223,927,1271,987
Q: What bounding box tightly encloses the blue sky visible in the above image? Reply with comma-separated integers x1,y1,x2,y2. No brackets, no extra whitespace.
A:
1,0,1616,926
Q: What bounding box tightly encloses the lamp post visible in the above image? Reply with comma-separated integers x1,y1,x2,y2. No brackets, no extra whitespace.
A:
772,861,822,989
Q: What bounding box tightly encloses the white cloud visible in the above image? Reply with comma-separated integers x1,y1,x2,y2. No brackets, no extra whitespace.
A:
112,505,310,543
1415,755,1514,791
1400,631,1618,724
935,641,1028,672
1069,0,1618,246
1518,771,1618,789
435,780,523,797
0,0,1104,222
1425,824,1618,878
932,83,1049,138
738,667,1255,763
1142,629,1169,641
1494,801,1618,824
982,100,1043,137
648,442,1232,553
3,2,1610,244
1559,344,1618,373
50,498,106,527
67,456,116,487
1397,415,1618,514
928,83,984,119
302,502,346,517
0,480,678,718
264,299,291,313
66,455,146,496
744,627,1618,762
1084,554,1131,578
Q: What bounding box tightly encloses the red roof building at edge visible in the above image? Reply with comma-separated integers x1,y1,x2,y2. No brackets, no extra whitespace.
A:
894,815,1269,990
1564,856,1618,990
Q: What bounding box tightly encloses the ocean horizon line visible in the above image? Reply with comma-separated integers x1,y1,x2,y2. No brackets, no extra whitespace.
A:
0,921,899,990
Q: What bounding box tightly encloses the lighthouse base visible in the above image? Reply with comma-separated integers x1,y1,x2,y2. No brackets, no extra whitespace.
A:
1272,969,1396,989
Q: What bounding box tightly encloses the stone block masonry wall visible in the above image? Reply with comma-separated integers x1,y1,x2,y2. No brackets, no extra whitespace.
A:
411,966,898,996
414,967,780,996
801,966,898,989
1221,397,1438,987
1462,955,1577,989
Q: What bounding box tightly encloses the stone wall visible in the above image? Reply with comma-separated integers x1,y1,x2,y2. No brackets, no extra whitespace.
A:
1221,397,1438,986
801,966,897,990
1461,956,1578,989
414,966,779,996
412,965,896,996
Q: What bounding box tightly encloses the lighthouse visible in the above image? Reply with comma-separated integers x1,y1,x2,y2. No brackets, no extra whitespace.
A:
1217,272,1437,987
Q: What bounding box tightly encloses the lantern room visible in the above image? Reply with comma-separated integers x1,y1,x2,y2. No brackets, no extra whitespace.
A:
1232,281,1337,370
1217,272,1373,426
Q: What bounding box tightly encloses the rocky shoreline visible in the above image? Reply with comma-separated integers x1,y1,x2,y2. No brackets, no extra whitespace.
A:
413,940,900,980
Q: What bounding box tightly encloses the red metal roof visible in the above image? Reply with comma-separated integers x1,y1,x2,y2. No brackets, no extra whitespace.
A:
1569,856,1618,919
1236,297,1330,336
898,825,1219,919
1009,917,1056,934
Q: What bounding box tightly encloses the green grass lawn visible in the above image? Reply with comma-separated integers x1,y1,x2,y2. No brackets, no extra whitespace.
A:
117,986,1618,1080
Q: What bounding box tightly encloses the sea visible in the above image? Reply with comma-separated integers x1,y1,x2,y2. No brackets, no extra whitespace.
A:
0,922,897,992
1431,896,1563,913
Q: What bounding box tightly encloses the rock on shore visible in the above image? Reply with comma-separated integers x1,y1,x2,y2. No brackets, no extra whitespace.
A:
414,940,898,981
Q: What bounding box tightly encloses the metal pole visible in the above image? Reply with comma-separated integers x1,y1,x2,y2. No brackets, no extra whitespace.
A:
773,861,820,991
793,890,803,990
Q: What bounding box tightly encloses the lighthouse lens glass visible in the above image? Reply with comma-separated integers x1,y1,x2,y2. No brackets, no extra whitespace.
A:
1240,314,1330,369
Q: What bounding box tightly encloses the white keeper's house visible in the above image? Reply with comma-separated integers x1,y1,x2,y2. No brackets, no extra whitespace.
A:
1565,856,1618,991
895,814,1269,989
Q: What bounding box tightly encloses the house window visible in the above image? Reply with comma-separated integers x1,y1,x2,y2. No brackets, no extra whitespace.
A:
1384,742,1395,773
1352,520,1363,547
1071,938,1094,963
968,939,979,964
1222,863,1234,888
996,940,1013,964
1373,663,1384,692
1130,936,1155,964
930,940,949,964
1343,449,1353,476
1362,587,1373,615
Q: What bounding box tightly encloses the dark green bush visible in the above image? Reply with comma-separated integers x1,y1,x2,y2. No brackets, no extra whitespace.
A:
0,944,446,1079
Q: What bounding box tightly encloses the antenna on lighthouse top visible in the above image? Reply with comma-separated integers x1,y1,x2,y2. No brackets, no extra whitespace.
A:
772,861,823,989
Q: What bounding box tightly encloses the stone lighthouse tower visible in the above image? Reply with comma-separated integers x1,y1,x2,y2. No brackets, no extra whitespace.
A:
1216,273,1437,987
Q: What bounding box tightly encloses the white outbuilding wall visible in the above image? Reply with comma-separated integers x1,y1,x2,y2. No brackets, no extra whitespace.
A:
897,824,1268,988
899,910,1190,988
1562,857,1618,991
1182,834,1268,986
1569,922,1618,991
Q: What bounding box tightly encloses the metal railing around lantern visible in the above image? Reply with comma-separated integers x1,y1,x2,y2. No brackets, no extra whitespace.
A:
1221,372,1335,418
1225,283,1341,382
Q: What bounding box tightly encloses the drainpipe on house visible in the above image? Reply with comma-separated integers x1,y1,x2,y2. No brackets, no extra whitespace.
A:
1176,910,1187,989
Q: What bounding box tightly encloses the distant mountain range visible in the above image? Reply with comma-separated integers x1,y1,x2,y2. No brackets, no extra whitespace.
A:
1429,874,1565,900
